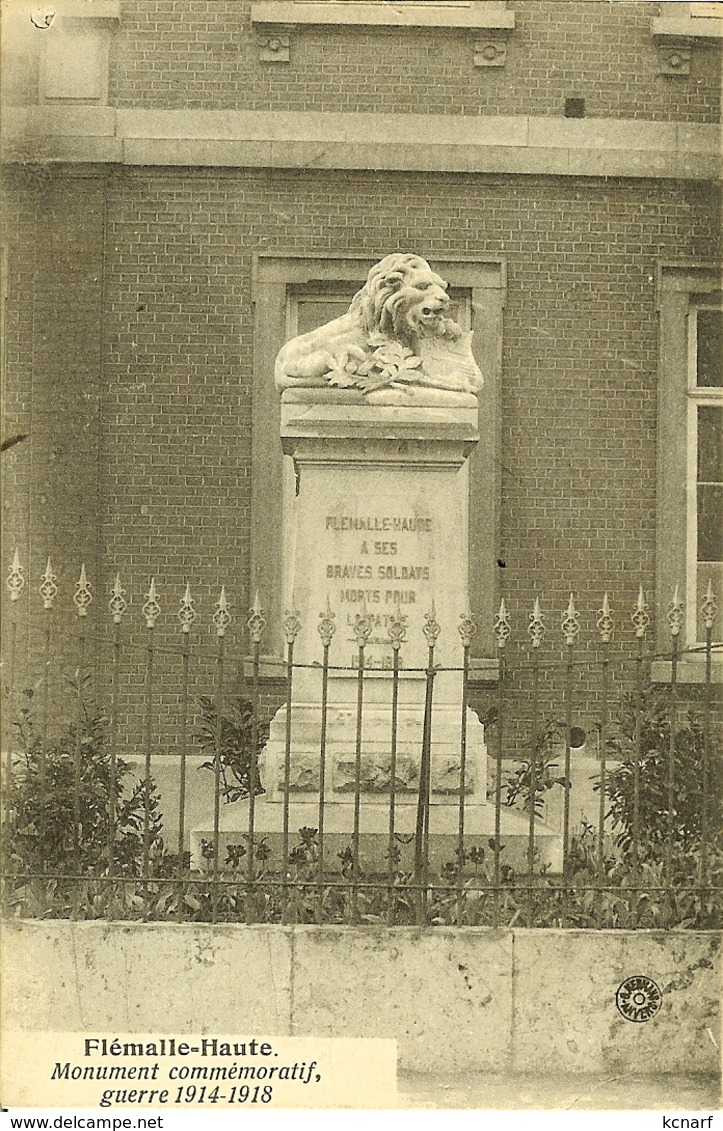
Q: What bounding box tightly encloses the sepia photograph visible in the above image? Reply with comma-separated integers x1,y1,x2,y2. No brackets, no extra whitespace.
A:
0,0,721,1116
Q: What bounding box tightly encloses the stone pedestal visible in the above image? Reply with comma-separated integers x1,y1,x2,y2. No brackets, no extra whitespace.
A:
192,388,560,870
254,388,487,859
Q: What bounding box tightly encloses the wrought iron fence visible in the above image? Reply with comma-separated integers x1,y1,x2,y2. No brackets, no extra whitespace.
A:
1,550,721,929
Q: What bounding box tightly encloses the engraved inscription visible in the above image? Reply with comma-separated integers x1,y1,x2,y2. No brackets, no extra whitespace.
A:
324,510,433,667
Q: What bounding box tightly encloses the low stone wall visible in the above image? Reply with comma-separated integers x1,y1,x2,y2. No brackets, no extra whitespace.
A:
2,922,719,1076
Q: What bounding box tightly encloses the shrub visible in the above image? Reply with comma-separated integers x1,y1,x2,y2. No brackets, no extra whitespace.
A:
6,687,165,881
602,686,722,864
197,694,270,803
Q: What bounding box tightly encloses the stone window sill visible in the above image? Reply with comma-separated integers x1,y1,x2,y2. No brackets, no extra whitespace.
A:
650,659,723,684
250,1,515,30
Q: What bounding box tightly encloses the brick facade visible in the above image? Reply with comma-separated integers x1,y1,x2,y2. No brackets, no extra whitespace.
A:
1,0,721,789
108,1,721,123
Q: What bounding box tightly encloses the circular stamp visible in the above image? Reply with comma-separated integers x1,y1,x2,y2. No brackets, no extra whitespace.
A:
615,975,662,1023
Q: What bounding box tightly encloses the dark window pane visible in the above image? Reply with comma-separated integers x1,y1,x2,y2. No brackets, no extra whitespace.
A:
697,309,722,388
697,484,723,561
296,297,354,336
697,405,723,482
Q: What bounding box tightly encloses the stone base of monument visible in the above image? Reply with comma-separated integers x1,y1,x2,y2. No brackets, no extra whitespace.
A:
191,699,563,874
190,799,563,875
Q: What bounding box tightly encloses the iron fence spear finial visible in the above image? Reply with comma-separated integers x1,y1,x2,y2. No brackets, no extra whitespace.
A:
562,592,580,646
7,548,25,602
109,574,127,624
142,578,161,629
318,595,336,647
494,597,511,649
213,586,231,638
528,596,545,648
423,601,441,647
353,599,373,647
596,591,614,643
178,583,196,634
667,584,684,638
283,605,301,644
40,557,57,610
73,564,92,618
458,605,477,648
701,578,718,631
631,585,649,639
388,596,407,651
247,590,266,644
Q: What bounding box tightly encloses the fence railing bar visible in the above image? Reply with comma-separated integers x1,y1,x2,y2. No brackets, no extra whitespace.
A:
700,582,716,897
107,576,127,918
351,610,371,925
71,619,87,919
3,551,26,915
560,594,579,928
666,588,682,884
494,652,505,927
140,579,161,920
177,634,190,871
595,593,613,926
246,593,264,925
4,869,719,898
282,629,296,919
177,585,195,874
317,600,336,922
386,633,401,926
630,587,649,928
456,633,470,927
493,597,511,928
211,630,225,925
415,608,439,926
526,598,544,926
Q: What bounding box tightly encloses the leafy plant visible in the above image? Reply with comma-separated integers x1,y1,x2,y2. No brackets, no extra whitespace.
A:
503,719,569,816
197,694,270,803
601,686,722,864
5,686,168,917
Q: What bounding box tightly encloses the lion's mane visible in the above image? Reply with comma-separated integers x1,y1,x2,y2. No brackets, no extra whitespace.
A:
349,253,447,342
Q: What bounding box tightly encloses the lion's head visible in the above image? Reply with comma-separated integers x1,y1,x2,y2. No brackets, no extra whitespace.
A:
351,253,454,346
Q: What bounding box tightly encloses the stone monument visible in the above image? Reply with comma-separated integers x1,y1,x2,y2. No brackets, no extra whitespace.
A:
260,254,487,861
193,254,559,870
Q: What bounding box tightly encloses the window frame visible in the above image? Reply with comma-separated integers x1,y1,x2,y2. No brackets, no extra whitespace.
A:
251,253,505,675
653,262,722,682
686,302,722,646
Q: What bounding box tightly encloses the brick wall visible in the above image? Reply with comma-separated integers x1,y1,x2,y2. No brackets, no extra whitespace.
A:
3,166,720,763
108,0,721,123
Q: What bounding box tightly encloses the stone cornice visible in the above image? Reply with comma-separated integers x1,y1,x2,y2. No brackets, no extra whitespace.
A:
3,109,721,181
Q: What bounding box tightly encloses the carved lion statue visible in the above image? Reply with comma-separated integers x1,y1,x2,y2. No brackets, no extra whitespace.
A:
275,253,483,396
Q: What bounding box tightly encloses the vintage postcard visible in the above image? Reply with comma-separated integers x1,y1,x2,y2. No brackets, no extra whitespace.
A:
0,0,721,1119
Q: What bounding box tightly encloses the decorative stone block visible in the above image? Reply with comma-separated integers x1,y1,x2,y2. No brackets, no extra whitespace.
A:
258,34,290,63
474,39,507,67
658,42,691,75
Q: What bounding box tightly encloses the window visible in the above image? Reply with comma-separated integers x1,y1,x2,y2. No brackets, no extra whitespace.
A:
654,264,722,680
688,305,722,644
251,255,505,676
